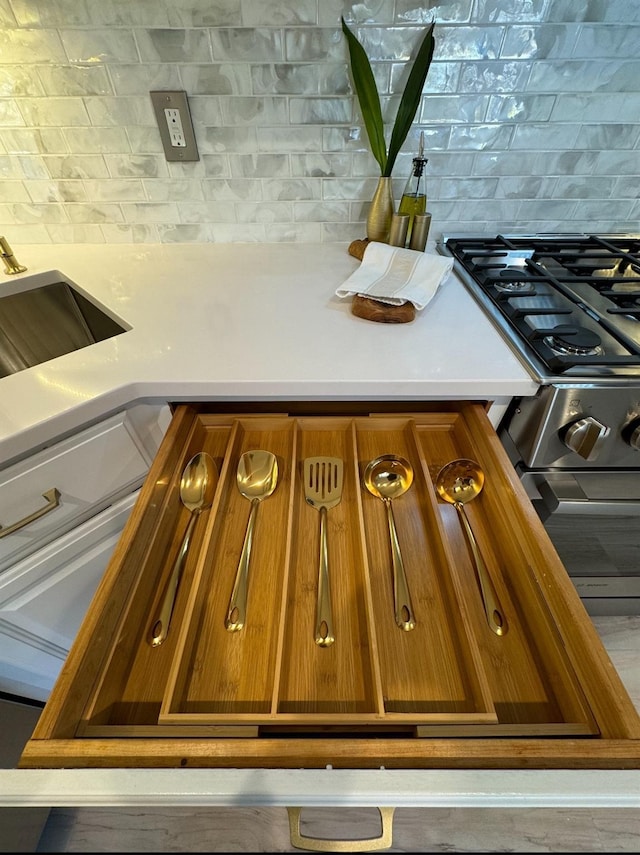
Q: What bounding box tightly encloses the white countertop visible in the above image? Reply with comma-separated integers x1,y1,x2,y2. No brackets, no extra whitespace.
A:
0,241,537,464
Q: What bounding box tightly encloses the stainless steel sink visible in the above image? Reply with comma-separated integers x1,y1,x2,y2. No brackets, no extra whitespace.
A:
0,271,128,378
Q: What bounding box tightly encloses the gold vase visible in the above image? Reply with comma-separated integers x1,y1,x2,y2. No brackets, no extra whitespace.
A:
366,176,394,243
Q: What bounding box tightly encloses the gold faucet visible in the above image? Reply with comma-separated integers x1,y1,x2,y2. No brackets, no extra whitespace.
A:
0,236,27,274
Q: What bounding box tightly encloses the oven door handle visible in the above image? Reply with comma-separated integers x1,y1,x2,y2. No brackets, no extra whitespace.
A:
538,473,640,516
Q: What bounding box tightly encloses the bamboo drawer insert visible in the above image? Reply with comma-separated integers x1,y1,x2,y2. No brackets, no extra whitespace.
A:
77,408,594,735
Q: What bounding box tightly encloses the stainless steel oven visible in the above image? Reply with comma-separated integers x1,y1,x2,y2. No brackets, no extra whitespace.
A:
438,233,640,615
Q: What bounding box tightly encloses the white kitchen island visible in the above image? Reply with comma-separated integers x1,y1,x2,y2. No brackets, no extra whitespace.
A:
0,242,637,846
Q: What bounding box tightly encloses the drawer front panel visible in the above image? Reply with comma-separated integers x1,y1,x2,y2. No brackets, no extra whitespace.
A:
0,411,152,572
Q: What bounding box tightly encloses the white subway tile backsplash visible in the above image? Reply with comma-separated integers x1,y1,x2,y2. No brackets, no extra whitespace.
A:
168,0,241,29
0,0,636,243
211,28,284,61
262,178,321,200
234,200,292,221
449,123,512,149
229,153,289,177
0,28,66,63
2,202,68,223
0,99,25,125
135,29,212,63
257,125,321,152
59,29,140,64
64,127,130,153
25,180,87,203
476,0,548,24
0,181,30,201
510,122,580,149
395,0,472,25
104,154,169,178
551,92,637,122
0,68,45,97
202,178,263,200
293,200,350,221
220,95,288,125
486,93,555,122
126,127,165,154
85,179,146,202
46,223,105,242
42,155,109,179
110,64,183,96
101,223,160,242
181,63,252,95
143,178,203,201
289,96,351,124
265,221,320,241
10,155,49,180
0,0,15,26
1,128,68,154
18,97,90,127
66,202,125,223
459,60,531,93
290,153,351,177
241,0,317,27
500,24,579,59
120,202,178,223
36,65,113,97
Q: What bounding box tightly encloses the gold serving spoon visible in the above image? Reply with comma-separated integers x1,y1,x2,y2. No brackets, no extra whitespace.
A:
363,454,416,632
436,458,507,637
148,451,217,647
225,450,278,632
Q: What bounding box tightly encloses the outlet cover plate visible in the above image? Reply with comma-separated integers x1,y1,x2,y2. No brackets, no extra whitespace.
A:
150,90,199,162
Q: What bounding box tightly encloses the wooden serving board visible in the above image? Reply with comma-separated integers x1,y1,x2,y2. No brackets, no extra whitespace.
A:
21,403,640,769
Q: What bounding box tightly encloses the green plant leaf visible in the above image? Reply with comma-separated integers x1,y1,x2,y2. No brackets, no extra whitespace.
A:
384,22,435,177
341,16,387,174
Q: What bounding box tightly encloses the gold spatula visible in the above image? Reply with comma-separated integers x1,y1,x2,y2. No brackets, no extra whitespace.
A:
304,456,344,647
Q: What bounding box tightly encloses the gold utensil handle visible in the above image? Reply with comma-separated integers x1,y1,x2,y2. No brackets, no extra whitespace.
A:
455,502,507,636
226,497,259,631
148,510,198,647
287,806,395,852
315,505,335,647
0,488,60,539
385,499,415,631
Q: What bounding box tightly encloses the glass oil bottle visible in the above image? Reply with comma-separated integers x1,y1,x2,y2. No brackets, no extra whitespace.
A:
398,131,428,245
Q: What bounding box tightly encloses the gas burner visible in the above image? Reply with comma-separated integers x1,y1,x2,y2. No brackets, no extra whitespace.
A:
543,325,603,357
494,278,532,293
488,265,537,293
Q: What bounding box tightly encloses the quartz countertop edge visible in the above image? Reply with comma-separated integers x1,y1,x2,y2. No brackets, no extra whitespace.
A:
0,242,538,464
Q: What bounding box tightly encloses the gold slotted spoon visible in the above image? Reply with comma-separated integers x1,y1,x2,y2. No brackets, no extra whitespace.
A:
304,456,344,648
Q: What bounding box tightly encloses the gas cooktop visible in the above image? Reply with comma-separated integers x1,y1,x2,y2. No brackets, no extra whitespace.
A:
438,233,640,383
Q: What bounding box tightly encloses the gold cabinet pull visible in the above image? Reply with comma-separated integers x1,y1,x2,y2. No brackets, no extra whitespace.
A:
0,488,61,539
287,807,395,852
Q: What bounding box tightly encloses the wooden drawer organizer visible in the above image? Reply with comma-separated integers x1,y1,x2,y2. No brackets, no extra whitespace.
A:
21,403,640,769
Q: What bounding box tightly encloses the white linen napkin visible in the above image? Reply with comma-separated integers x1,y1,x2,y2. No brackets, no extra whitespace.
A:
336,241,454,310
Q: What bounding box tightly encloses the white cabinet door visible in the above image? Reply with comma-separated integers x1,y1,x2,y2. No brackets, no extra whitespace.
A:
0,491,138,702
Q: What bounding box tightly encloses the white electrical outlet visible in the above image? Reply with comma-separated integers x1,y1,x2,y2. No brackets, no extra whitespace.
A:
164,108,186,147
150,90,199,162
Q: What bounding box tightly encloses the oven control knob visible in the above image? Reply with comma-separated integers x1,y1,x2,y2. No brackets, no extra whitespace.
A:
562,417,610,461
623,418,640,451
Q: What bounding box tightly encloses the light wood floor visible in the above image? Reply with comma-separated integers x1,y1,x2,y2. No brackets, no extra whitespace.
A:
33,615,640,853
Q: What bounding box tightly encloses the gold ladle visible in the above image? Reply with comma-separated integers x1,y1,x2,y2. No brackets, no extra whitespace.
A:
363,454,416,631
148,451,217,647
436,458,508,637
225,450,278,632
